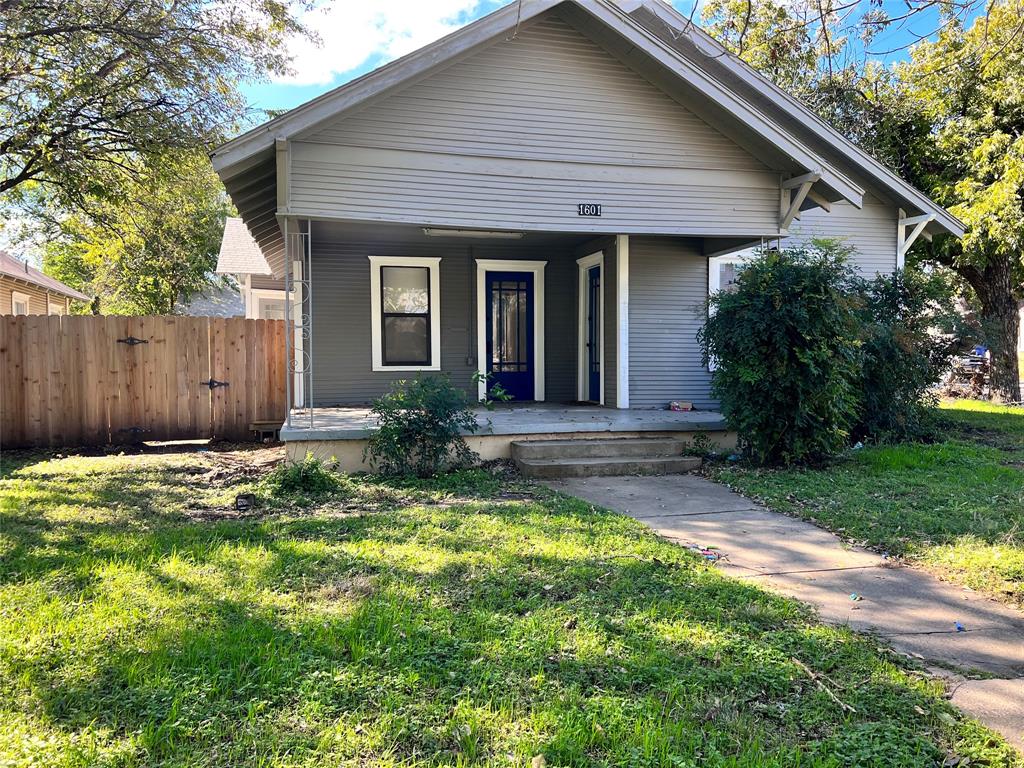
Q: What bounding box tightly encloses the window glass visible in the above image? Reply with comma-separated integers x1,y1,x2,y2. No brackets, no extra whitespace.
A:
259,298,286,320
383,316,429,364
719,263,739,293
380,265,431,366
12,295,28,315
382,267,429,313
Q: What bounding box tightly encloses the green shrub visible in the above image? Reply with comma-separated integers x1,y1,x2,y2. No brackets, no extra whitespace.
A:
855,269,963,442
259,453,344,502
699,243,862,465
364,374,480,477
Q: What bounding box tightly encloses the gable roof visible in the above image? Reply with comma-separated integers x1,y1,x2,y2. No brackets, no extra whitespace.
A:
211,0,962,272
0,250,89,301
216,217,272,275
213,0,860,206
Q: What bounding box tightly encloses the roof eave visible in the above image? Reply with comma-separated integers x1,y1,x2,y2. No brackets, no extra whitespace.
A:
628,0,964,237
211,0,564,175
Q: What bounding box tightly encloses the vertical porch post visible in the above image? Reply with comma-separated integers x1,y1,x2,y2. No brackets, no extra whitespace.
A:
283,217,313,426
615,234,629,408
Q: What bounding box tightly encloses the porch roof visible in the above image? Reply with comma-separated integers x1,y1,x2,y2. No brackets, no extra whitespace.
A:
280,404,727,442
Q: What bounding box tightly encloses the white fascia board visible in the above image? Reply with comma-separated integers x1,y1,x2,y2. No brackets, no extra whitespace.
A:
210,0,563,174
632,0,963,236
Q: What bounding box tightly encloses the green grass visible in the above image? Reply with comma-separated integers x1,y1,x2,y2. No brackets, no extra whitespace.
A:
1,447,1019,767
708,400,1024,607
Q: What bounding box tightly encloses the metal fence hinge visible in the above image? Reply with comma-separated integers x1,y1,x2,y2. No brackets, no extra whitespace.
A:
201,379,229,390
117,336,148,346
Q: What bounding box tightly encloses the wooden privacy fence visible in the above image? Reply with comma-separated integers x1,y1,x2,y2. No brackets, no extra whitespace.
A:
1,315,287,448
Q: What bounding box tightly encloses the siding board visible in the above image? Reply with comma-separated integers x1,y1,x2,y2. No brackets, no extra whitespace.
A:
308,224,579,405
786,194,899,275
290,14,779,236
628,237,715,410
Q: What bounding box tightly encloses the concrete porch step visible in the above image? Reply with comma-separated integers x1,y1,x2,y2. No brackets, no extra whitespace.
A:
510,437,686,460
515,455,701,479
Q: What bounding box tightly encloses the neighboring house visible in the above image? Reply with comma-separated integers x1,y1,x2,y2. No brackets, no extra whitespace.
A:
175,276,246,318
210,0,962,418
0,250,88,316
216,217,286,320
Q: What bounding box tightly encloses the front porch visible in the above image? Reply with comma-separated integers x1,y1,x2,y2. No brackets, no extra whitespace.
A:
282,404,732,471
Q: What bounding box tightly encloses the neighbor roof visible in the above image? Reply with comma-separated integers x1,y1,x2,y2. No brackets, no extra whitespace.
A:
0,250,88,301
216,217,272,276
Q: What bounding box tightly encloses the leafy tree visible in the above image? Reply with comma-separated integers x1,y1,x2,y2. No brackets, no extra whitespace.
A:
699,0,1024,400
895,4,1024,401
0,0,307,212
41,151,232,315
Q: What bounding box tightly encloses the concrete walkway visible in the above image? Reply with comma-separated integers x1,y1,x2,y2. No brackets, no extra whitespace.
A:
544,474,1024,750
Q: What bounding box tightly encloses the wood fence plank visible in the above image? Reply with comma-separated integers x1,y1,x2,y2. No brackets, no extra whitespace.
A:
109,316,132,444
2,315,285,448
0,317,21,447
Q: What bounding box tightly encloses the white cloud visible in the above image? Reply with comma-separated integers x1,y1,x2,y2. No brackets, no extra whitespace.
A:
276,0,494,87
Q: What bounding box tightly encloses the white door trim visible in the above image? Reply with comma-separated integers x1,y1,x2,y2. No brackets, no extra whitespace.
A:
475,259,546,402
576,252,604,404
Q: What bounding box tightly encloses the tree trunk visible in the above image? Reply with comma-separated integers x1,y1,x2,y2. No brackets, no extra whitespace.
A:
962,256,1021,402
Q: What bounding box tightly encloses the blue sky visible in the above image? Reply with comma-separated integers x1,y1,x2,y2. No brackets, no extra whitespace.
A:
239,0,980,119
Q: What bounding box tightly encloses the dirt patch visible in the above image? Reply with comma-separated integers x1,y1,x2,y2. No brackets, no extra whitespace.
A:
198,446,285,487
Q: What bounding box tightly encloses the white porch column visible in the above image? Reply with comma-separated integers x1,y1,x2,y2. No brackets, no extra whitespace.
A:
615,234,629,408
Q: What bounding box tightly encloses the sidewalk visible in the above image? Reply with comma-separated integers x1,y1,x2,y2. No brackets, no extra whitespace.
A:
544,473,1024,750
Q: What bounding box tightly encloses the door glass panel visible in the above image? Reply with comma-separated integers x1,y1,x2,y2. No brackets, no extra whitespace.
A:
491,278,529,372
382,266,429,312
383,316,429,363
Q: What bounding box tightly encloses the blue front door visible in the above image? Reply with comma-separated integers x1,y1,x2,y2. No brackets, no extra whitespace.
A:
586,264,601,402
485,271,534,401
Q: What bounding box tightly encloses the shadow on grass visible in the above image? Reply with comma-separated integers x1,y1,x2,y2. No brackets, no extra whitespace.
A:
4,472,1014,767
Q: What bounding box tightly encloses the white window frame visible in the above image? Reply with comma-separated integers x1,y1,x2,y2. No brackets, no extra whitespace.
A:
369,255,441,372
11,291,30,316
475,259,546,402
247,288,286,320
576,252,605,404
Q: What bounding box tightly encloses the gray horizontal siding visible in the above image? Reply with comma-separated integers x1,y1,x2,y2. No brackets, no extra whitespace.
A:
302,15,767,172
628,237,715,410
289,143,779,236
308,228,577,406
250,275,284,290
289,13,780,237
785,194,898,275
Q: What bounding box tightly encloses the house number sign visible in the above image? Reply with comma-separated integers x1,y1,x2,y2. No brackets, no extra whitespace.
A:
577,203,602,216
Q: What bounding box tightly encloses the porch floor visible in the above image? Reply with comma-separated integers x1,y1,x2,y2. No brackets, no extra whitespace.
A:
280,404,726,441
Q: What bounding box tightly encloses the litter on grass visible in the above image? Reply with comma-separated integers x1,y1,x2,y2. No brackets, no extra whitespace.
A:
687,544,724,562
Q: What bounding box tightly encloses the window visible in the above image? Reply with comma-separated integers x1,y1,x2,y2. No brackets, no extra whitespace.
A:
257,297,286,320
369,256,441,371
48,300,64,316
11,291,29,316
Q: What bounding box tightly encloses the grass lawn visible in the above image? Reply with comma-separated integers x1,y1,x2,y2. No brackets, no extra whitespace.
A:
708,400,1024,607
1,447,1020,767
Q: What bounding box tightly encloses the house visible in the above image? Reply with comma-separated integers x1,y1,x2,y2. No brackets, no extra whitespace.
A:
175,276,246,318
210,0,962,470
215,217,286,319
0,250,88,315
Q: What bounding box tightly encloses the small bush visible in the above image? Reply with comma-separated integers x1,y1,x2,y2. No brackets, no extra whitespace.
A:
855,269,962,442
364,374,480,477
259,453,344,502
699,243,862,465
